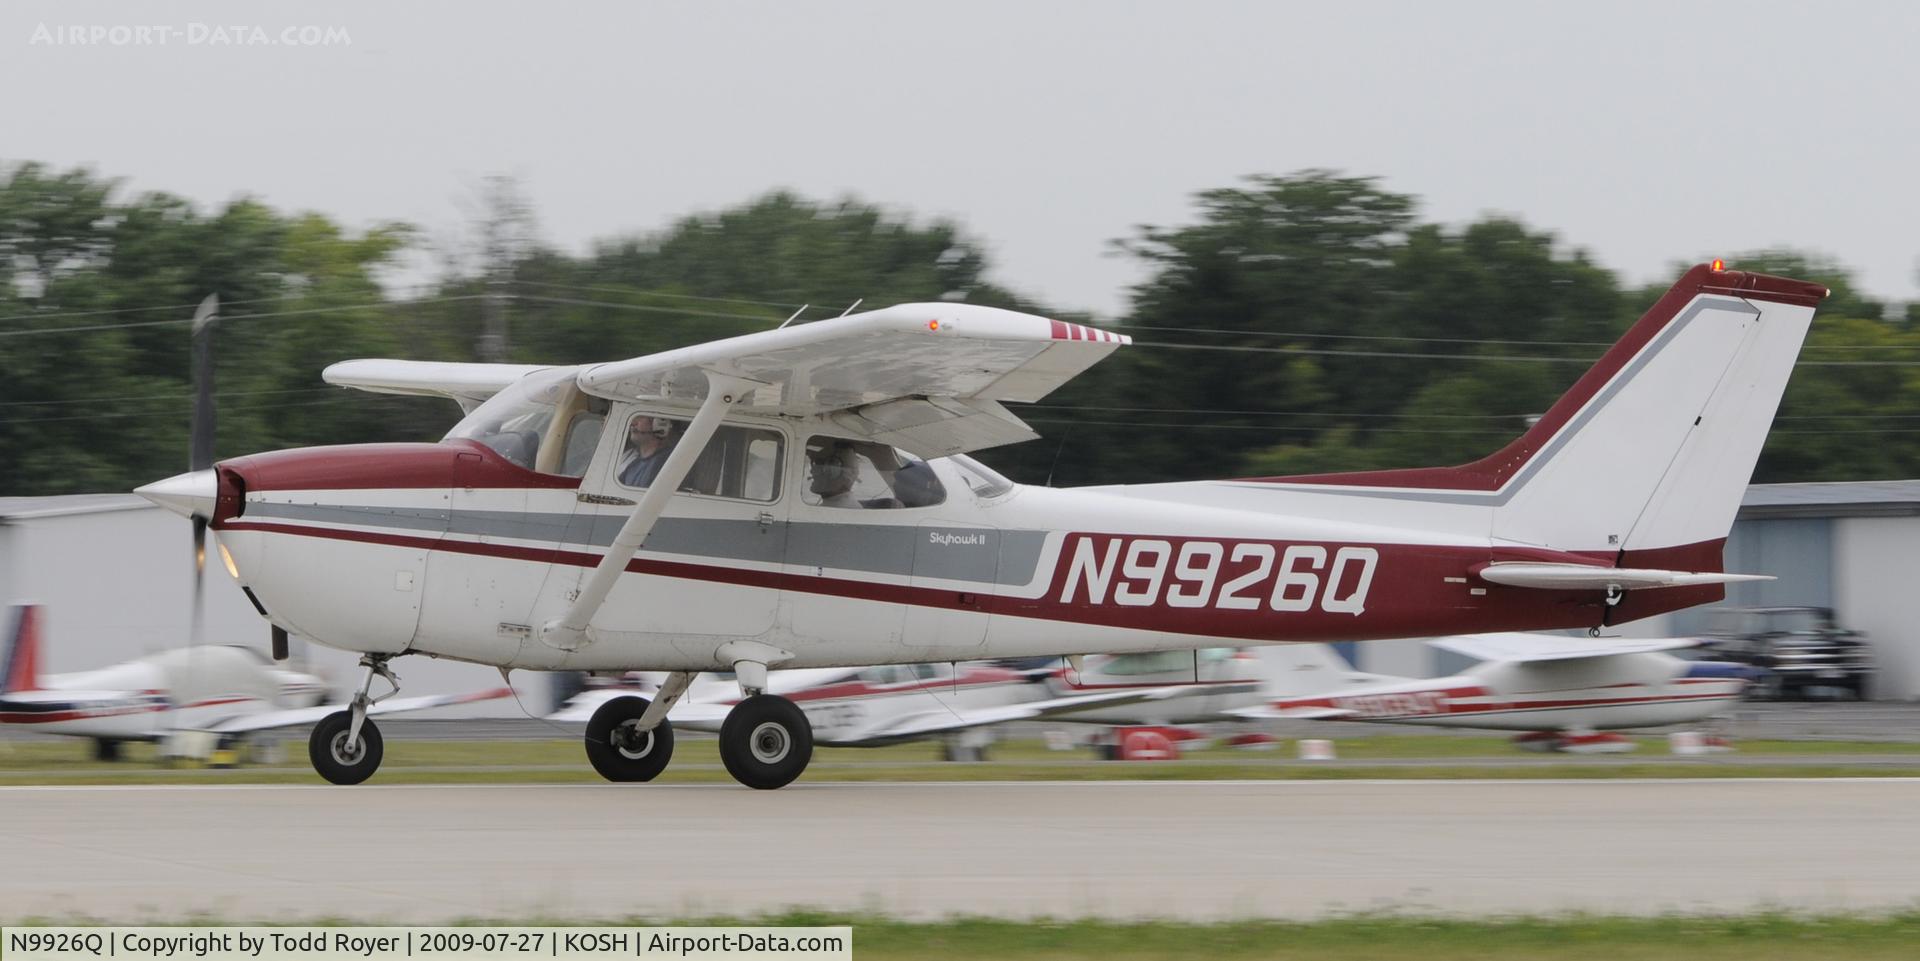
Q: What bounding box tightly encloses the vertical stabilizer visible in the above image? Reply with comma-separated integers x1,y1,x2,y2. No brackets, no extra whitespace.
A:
3,605,45,693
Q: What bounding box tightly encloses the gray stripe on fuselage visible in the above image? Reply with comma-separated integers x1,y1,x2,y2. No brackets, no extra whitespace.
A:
244,502,1048,585
1238,297,1759,507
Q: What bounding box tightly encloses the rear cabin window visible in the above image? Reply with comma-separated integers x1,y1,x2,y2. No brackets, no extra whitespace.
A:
616,412,782,502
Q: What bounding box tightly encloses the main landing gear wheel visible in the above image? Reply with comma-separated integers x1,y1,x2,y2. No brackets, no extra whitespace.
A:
309,711,384,785
584,696,675,782
720,694,813,790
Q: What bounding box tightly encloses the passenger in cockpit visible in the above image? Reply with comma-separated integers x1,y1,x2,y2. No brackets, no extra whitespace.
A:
808,444,862,508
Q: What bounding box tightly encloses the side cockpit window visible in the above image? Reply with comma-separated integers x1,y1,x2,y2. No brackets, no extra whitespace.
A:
616,411,783,502
802,437,946,510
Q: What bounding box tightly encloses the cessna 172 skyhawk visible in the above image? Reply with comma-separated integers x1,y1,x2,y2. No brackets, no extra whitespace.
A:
135,264,1825,788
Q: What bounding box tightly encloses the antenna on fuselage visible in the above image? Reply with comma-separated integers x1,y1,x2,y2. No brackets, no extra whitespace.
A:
776,304,810,329
836,299,863,318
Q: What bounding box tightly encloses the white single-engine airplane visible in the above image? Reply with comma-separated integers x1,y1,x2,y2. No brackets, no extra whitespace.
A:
0,605,510,761
1243,634,1758,752
135,264,1825,787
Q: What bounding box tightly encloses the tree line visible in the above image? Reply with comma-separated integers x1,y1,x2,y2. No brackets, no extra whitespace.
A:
3,162,1915,496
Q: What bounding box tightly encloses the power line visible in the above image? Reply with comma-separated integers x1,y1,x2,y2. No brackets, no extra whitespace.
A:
0,387,337,409
0,396,356,427
512,293,780,325
513,279,823,313
0,295,488,338
1022,403,1537,420
1134,340,1920,367
1023,417,1521,435
0,293,306,325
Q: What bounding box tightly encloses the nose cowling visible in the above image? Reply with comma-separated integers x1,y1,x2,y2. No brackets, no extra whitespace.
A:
136,468,219,519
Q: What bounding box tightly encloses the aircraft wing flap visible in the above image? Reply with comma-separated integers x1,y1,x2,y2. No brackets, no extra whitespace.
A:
826,397,1038,459
202,687,514,735
324,360,550,412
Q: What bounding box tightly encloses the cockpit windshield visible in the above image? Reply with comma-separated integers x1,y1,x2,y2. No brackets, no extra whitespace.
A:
445,367,606,475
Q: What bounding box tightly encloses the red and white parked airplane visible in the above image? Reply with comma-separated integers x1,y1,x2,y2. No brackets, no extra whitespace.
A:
0,604,509,761
135,264,1825,787
1244,634,1758,752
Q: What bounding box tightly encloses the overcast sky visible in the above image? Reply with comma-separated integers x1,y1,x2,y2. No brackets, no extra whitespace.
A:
8,0,1917,318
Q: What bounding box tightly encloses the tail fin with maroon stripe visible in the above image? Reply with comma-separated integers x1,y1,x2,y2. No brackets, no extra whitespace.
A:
1265,264,1827,564
3,605,45,694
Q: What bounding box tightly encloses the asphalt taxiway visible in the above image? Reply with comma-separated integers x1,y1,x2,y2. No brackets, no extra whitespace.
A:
5,779,1917,921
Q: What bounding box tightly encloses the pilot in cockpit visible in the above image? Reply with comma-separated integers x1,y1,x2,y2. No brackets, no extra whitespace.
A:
619,416,677,488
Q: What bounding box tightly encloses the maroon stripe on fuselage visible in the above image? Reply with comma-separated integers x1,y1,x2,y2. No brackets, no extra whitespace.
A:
219,519,1728,642
1238,265,1825,492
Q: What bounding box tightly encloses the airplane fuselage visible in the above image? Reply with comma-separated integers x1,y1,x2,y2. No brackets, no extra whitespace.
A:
209,431,1679,677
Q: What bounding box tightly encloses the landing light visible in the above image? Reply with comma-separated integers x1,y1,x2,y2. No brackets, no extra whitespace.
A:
219,542,240,580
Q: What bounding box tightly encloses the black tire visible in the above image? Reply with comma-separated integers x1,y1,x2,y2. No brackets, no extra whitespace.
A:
93,738,123,762
719,694,813,790
583,696,675,782
308,711,384,785
940,741,988,763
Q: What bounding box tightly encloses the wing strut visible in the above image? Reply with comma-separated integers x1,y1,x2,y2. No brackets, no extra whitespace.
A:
540,371,759,651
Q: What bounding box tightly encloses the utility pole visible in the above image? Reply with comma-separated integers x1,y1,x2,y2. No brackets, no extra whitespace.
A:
473,175,531,363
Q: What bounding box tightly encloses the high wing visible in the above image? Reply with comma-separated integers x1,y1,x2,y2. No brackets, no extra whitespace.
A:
202,687,514,735
669,684,1242,747
323,360,550,413
577,303,1129,458
1427,632,1700,663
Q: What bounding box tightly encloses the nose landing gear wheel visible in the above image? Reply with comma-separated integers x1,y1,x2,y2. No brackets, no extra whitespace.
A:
719,694,813,790
308,711,384,785
584,696,675,782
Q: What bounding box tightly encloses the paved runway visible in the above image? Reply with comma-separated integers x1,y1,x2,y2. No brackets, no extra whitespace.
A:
5,779,1918,921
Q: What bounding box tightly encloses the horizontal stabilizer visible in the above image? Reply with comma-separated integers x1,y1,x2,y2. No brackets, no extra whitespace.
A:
1475,562,1773,591
1428,632,1700,663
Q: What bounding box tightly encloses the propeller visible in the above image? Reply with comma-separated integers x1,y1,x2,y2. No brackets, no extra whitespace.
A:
188,295,217,648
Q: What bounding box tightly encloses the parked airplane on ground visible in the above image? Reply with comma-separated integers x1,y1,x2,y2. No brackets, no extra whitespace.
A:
553,660,1248,767
552,655,1263,764
136,264,1825,787
1243,634,1758,751
0,605,509,762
